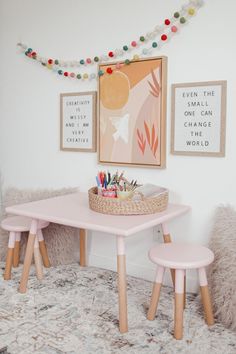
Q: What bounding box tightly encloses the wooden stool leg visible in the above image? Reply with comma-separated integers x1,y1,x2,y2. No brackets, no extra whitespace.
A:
79,228,86,267
174,269,185,340
162,223,175,286
198,268,214,325
34,235,43,281
19,220,38,293
147,266,165,320
37,229,51,268
183,271,186,309
117,235,128,333
4,232,16,280
13,232,21,268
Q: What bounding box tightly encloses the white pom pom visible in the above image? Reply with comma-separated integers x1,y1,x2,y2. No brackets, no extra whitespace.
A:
90,73,96,80
154,25,161,32
115,49,123,56
101,55,109,61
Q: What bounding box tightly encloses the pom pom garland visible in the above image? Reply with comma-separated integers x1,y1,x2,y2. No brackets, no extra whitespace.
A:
17,0,204,81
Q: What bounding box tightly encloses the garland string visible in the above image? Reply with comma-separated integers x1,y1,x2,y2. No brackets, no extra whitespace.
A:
17,0,204,81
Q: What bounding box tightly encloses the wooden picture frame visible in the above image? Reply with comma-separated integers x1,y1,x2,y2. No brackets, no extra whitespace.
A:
98,56,167,168
60,91,97,152
171,81,227,157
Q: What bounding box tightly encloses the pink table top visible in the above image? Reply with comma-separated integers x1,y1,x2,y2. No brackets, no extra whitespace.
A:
5,192,190,237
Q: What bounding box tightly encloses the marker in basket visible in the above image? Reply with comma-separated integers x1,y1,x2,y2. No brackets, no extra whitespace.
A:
104,175,107,189
108,174,115,186
118,171,124,182
100,172,103,187
96,175,100,187
108,171,111,184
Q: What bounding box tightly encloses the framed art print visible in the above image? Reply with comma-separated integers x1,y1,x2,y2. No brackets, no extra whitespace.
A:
98,56,167,168
171,81,227,157
60,91,97,152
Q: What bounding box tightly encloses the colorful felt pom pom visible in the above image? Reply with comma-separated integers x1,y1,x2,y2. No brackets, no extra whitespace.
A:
161,34,167,41
171,25,178,33
106,67,113,74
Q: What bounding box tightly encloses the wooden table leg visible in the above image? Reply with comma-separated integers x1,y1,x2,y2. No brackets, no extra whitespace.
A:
183,272,186,309
161,223,175,286
79,228,86,266
34,235,43,281
116,235,128,333
19,219,38,293
38,229,51,268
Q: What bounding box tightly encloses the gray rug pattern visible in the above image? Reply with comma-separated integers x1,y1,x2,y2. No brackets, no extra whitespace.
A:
0,263,235,354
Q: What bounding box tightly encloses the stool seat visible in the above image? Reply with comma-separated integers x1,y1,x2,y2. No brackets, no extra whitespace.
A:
149,243,214,270
1,216,49,232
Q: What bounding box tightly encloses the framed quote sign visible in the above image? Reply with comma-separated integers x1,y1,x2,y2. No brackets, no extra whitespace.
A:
98,56,167,168
60,91,97,152
171,81,227,157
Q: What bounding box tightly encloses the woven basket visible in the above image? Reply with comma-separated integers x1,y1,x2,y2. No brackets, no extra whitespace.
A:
88,187,168,215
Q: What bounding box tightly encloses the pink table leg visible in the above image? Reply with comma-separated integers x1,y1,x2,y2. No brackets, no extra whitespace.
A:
37,229,51,268
19,219,38,293
34,234,43,281
116,235,128,333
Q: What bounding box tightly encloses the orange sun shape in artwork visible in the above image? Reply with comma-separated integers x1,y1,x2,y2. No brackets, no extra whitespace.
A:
100,71,130,110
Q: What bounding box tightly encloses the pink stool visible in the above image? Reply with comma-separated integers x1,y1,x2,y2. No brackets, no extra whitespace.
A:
1,216,50,281
147,243,214,340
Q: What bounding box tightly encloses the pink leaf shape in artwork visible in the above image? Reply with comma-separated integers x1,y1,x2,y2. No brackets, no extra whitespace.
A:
150,69,160,96
137,128,146,154
144,121,151,146
149,90,159,97
143,140,146,153
137,128,142,141
153,137,158,157
151,124,156,149
148,81,159,97
138,139,146,155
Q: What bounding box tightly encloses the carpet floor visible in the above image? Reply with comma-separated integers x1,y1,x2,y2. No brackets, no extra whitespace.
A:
0,263,235,354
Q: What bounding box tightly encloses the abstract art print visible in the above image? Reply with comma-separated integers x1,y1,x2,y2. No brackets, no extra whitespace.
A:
98,57,167,168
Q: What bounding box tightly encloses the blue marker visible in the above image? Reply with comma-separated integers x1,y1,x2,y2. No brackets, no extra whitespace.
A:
96,176,100,187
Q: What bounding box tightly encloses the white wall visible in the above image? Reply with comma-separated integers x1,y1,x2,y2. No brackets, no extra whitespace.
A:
1,0,236,292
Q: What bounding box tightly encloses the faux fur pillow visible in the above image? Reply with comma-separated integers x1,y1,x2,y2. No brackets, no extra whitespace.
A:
0,187,80,266
208,206,236,331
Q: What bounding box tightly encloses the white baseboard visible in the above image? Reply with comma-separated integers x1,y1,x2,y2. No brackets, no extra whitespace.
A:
88,253,198,293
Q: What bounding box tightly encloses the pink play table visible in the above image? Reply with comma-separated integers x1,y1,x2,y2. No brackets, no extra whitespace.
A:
6,192,190,333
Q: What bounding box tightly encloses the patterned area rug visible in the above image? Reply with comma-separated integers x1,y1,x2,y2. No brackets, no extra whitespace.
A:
0,263,235,354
